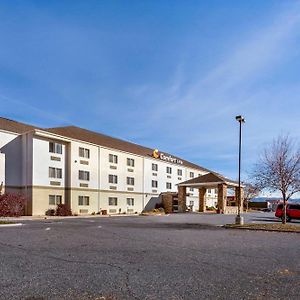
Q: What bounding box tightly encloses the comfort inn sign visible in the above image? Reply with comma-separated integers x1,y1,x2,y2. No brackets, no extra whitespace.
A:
152,149,183,165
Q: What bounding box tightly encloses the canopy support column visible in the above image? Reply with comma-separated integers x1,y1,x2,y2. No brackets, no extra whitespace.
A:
217,184,227,214
235,187,244,213
199,187,206,212
178,186,187,212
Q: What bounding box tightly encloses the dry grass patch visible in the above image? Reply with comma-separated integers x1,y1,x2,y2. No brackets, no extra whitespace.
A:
225,223,300,233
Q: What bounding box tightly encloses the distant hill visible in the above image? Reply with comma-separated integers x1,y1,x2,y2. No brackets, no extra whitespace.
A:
251,197,300,203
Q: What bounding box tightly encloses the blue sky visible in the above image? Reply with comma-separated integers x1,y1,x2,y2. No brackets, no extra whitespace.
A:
0,0,300,184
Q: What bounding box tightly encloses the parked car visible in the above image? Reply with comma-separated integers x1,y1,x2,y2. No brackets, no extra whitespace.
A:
275,203,300,222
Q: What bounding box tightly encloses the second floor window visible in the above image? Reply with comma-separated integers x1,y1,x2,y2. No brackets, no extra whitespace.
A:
177,169,183,176
166,182,172,189
166,167,172,174
190,172,194,178
79,170,90,181
127,177,135,186
109,154,118,164
109,174,118,184
49,167,62,179
127,158,135,167
79,147,90,158
49,142,62,154
152,180,158,188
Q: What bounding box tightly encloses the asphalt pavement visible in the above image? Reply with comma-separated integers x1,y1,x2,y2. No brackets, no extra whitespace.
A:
0,212,299,300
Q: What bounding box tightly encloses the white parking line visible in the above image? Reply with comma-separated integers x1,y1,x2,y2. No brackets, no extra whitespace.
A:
45,227,51,231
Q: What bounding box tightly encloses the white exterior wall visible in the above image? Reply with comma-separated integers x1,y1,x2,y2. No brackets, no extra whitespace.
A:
99,147,144,193
0,127,216,215
0,153,5,193
70,141,99,189
32,137,66,187
0,130,23,186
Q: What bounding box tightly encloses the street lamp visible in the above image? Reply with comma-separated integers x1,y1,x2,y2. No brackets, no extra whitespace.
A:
235,115,245,225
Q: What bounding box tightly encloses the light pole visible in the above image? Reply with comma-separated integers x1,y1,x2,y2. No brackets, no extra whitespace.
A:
235,115,245,225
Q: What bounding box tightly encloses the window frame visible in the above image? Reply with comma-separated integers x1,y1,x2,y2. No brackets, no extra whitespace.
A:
79,170,90,181
108,197,118,206
109,154,118,164
108,174,118,184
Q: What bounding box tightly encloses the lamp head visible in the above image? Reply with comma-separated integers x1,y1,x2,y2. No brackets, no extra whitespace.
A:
235,115,245,123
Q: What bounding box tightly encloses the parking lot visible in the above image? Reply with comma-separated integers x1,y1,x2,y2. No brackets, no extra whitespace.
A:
0,212,300,299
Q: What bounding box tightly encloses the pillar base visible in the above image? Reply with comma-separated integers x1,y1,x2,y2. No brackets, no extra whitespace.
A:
235,215,244,225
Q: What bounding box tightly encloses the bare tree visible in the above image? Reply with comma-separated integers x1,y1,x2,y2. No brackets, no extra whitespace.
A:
242,183,260,211
252,135,300,224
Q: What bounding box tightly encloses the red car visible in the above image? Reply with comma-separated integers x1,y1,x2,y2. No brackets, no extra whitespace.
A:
275,203,300,222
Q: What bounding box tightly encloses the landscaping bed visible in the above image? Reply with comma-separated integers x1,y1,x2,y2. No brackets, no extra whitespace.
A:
224,223,300,233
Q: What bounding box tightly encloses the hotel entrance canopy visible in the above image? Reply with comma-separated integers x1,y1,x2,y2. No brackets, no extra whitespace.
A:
177,172,244,214
178,172,241,189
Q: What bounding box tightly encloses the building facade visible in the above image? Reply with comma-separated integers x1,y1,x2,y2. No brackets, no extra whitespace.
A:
0,117,218,215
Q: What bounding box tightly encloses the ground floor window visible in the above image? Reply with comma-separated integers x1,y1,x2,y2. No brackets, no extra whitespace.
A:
127,198,134,206
109,197,118,206
49,195,62,205
78,196,90,206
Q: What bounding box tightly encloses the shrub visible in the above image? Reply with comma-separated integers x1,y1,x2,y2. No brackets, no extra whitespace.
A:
45,209,55,216
55,204,72,216
206,206,216,211
155,202,164,209
0,193,26,217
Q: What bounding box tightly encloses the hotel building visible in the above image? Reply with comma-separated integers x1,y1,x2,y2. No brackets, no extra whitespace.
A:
0,117,218,215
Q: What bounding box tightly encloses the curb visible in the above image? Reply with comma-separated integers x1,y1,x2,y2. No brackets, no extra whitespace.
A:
0,223,23,227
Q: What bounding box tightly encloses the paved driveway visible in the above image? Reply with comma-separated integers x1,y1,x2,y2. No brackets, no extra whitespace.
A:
0,213,299,299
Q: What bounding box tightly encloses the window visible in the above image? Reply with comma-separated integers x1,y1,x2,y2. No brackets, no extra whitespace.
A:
207,189,211,194
166,182,172,189
127,198,134,206
109,197,118,206
152,180,158,188
166,167,172,174
79,170,90,181
152,163,158,171
49,142,62,154
109,154,118,164
127,177,134,186
127,158,135,167
214,188,218,194
79,147,90,158
190,200,194,206
49,167,62,179
49,195,62,205
109,174,118,184
177,169,183,176
190,188,194,192
78,196,89,206
190,172,194,178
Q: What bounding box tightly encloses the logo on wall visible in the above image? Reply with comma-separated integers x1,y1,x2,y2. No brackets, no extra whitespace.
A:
152,149,183,165
152,149,160,159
